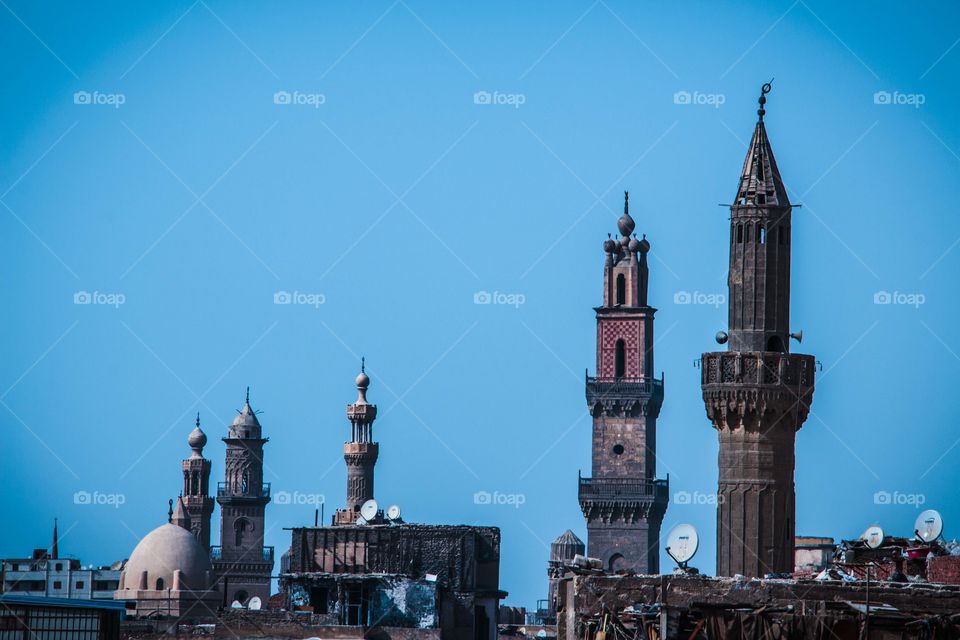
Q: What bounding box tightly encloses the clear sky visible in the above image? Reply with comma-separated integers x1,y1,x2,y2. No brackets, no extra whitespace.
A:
2,0,959,609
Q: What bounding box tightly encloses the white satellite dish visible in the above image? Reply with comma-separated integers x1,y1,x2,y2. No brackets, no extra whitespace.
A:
230,600,243,609
386,504,402,521
665,524,699,566
915,509,944,543
355,516,366,526
862,525,884,549
360,499,379,522
248,596,262,611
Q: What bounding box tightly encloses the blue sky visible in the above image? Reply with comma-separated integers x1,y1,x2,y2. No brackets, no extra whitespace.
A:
2,0,960,609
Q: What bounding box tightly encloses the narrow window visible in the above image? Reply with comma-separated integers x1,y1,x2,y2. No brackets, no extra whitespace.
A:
156,578,164,590
736,225,743,243
778,227,784,245
758,224,765,244
615,274,625,305
614,340,626,379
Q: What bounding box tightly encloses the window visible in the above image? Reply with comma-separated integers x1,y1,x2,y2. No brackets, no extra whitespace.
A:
615,274,625,305
766,336,785,353
310,588,329,614
156,577,164,590
55,563,62,571
758,224,765,244
778,227,784,245
76,581,84,589
736,225,743,243
53,581,62,589
614,340,626,379
612,444,625,455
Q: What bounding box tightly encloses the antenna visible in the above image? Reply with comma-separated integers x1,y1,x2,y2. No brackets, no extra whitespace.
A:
664,524,699,570
915,509,944,543
862,525,884,549
360,499,379,523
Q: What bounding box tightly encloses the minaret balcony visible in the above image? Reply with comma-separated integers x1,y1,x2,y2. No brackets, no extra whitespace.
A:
217,482,271,499
585,375,664,416
700,352,815,389
578,476,669,503
211,545,274,563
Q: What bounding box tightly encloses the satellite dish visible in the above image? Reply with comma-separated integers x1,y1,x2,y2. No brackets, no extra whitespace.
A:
915,509,944,543
862,525,884,549
360,499,379,522
230,600,243,609
248,596,262,611
355,516,366,526
386,504,402,521
665,524,699,567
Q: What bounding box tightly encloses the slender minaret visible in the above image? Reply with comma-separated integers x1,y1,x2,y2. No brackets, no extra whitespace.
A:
701,83,816,577
213,388,272,603
51,519,58,559
334,360,379,525
182,414,214,549
579,193,669,573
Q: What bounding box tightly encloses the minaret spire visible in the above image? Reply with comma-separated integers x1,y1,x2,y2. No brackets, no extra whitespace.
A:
51,518,59,559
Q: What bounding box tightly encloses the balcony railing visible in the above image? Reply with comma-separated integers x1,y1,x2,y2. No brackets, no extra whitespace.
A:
700,352,815,388
217,482,271,499
210,546,274,563
578,475,669,502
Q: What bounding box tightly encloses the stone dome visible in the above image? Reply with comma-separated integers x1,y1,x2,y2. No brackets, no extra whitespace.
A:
120,524,214,592
187,426,207,451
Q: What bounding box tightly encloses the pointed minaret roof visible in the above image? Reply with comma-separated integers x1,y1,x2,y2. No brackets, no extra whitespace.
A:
231,386,262,430
735,82,790,209
51,518,59,560
171,496,191,531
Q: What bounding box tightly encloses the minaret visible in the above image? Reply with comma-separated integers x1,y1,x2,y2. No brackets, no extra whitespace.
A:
334,360,379,525
213,388,273,603
182,414,214,549
51,518,58,559
578,193,669,573
701,83,816,577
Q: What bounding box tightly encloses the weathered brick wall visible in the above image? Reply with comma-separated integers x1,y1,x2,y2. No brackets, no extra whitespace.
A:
928,555,960,584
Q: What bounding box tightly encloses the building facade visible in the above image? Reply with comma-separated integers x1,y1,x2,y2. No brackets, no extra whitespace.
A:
212,390,274,605
579,193,669,574
700,84,816,577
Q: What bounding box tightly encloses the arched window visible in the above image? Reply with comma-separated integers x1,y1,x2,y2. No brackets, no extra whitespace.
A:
608,553,626,572
736,225,743,243
614,340,626,379
615,274,625,305
241,471,249,494
766,336,785,353
235,518,251,546
758,223,765,244
156,577,164,591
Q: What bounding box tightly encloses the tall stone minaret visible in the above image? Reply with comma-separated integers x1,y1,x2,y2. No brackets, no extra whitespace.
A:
182,415,213,549
213,389,273,603
701,83,816,577
334,361,379,525
579,193,669,574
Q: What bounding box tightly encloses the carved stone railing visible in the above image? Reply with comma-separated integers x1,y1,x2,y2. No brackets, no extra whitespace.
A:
585,374,664,416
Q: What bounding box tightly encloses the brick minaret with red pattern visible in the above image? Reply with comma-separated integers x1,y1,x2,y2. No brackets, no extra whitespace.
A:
579,192,669,574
